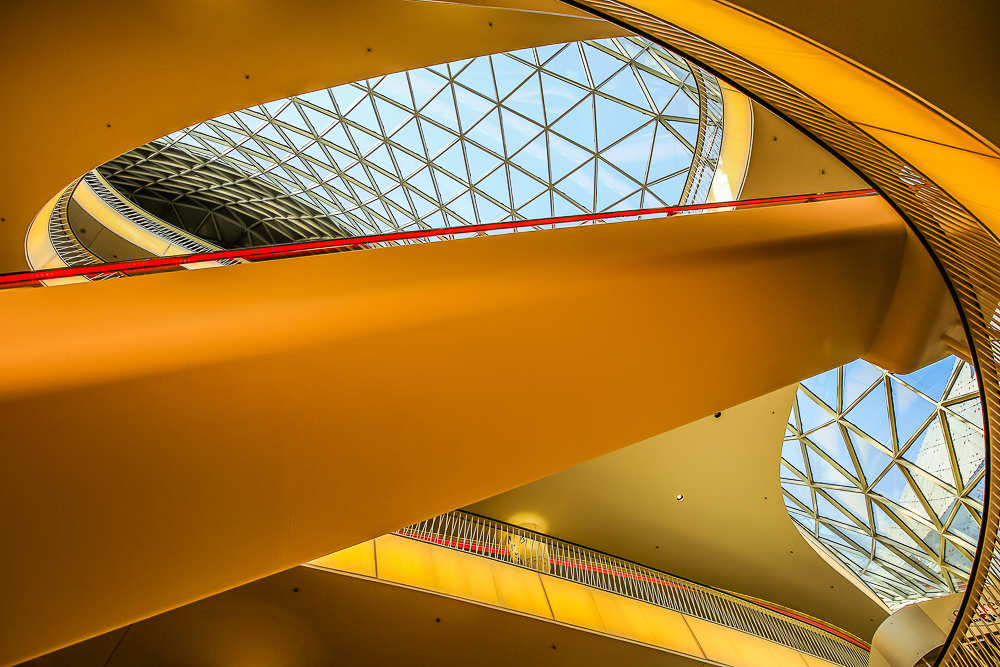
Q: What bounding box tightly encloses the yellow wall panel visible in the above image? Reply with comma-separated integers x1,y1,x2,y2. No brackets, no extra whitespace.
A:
540,575,606,633
308,540,376,578
799,651,845,667
489,562,553,619
430,545,501,607
373,535,438,590
639,603,705,658
685,616,748,667
729,630,809,667
589,589,655,645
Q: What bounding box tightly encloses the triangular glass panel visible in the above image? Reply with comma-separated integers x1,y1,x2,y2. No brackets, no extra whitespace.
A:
639,70,679,111
582,42,626,87
433,168,466,203
845,380,892,448
365,144,395,175
466,143,501,184
518,192,552,219
648,123,691,179
454,86,494,131
969,476,985,503
781,438,808,475
898,357,956,403
817,492,860,527
601,123,655,184
348,126,380,156
944,541,973,573
595,95,650,149
872,464,909,505
827,487,869,521
447,58,473,78
466,109,505,156
535,43,564,66
297,104,336,135
408,69,449,110
506,48,537,66
842,359,884,409
871,502,900,537
553,192,584,216
421,209,447,230
390,116,423,151
891,378,937,446
783,482,813,511
374,72,414,109
445,190,476,225
555,159,596,211
808,423,853,470
818,524,853,551
373,97,411,135
611,191,642,212
664,88,699,119
492,53,535,101
455,57,497,101
550,97,596,152
419,119,455,158
797,389,836,433
262,99,287,117
548,133,589,182
503,74,545,122
596,159,639,211
947,503,981,546
541,73,589,122
477,168,511,209
390,146,423,178
646,172,686,207
847,427,892,488
509,167,546,208
257,123,290,149
276,104,310,133
423,88,460,132
384,186,414,214
947,397,983,429
910,472,958,522
806,445,856,488
839,525,872,552
499,108,543,156
781,461,804,482
346,96,380,133
669,120,700,148
510,134,549,181
545,44,588,84
600,66,651,111
803,367,839,412
947,362,978,400
902,417,956,488
474,193,509,223
436,142,469,182
943,414,986,489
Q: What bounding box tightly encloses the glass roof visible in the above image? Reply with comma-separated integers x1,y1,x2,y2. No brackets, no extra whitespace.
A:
96,36,722,248
781,356,985,610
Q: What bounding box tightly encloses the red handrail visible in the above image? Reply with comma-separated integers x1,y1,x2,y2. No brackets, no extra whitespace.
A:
1,189,876,288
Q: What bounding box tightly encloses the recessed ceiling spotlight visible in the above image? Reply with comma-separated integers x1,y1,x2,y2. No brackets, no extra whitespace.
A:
676,494,684,502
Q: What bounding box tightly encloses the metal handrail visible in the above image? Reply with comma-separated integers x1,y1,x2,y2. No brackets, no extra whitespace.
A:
83,170,223,256
47,178,101,268
0,189,876,289
394,510,870,667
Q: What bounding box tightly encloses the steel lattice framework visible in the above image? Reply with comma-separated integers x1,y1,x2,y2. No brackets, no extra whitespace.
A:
783,358,986,610
97,36,722,248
